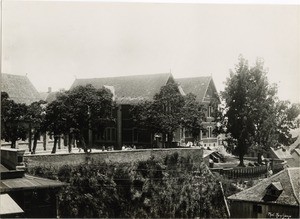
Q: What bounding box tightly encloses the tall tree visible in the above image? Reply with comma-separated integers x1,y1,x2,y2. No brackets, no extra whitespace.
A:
181,93,205,142
132,81,185,147
221,57,300,166
43,85,114,153
1,92,28,148
43,92,70,153
26,100,47,154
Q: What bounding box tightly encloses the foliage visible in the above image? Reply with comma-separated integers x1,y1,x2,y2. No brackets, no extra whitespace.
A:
181,93,205,139
220,56,300,166
28,154,228,218
1,92,28,148
26,100,47,153
42,84,114,152
132,81,205,146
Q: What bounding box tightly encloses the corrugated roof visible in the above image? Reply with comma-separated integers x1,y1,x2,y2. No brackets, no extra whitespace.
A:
228,167,300,206
1,73,41,105
176,76,213,102
70,73,173,104
0,174,65,193
0,194,24,215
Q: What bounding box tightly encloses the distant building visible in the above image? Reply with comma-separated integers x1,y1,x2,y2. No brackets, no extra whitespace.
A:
177,76,221,147
1,73,41,105
228,167,300,218
71,73,220,149
0,148,65,218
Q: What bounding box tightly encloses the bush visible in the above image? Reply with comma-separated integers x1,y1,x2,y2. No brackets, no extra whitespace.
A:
27,153,229,218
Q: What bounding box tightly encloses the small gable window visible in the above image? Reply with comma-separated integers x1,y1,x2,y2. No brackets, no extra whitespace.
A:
263,182,283,202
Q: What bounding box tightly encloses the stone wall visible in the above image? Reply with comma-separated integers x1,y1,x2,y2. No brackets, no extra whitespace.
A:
24,148,204,168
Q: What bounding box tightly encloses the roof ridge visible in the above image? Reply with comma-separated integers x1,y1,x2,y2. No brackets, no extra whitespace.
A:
176,76,211,80
287,168,300,205
76,72,171,80
2,73,28,77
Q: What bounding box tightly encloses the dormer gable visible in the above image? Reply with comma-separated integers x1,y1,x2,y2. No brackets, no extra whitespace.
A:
263,182,283,202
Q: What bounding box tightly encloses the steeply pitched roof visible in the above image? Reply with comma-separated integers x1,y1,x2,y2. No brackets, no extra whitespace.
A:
70,73,173,104
1,73,41,105
228,167,300,206
176,76,219,103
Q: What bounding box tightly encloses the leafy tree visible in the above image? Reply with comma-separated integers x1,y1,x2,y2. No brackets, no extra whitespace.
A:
43,92,71,153
1,92,28,148
63,84,114,152
26,100,47,154
221,57,300,166
43,85,114,153
132,81,205,147
181,93,205,142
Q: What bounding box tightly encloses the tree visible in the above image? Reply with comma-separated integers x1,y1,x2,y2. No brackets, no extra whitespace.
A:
26,100,47,154
181,93,205,143
221,56,300,166
132,81,185,147
132,82,206,147
1,92,28,148
43,92,71,153
43,85,114,153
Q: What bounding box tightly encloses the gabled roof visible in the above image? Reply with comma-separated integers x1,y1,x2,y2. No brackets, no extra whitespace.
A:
1,73,41,105
70,73,173,104
176,76,219,103
268,182,283,191
228,168,300,206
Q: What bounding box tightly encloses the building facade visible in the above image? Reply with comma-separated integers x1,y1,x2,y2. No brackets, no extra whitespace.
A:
71,73,221,149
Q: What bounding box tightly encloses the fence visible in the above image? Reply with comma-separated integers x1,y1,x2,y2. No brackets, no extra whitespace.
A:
211,165,268,179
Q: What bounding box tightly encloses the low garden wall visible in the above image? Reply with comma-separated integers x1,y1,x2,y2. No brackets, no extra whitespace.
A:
24,148,204,169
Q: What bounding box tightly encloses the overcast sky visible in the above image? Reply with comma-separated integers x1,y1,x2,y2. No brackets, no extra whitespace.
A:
2,1,299,103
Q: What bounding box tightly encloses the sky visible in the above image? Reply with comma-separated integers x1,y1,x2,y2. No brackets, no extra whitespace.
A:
2,0,300,103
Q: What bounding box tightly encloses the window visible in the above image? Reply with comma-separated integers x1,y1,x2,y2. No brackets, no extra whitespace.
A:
208,106,213,117
208,126,212,138
99,127,116,141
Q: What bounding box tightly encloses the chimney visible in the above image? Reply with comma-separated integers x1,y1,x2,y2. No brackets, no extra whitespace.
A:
48,87,52,93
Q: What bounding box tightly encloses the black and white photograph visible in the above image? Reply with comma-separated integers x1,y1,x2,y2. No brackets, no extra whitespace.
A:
0,0,299,218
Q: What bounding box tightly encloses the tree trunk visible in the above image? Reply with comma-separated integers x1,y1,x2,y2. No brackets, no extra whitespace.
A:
167,132,173,148
51,136,58,154
238,154,246,167
11,140,16,148
58,136,61,149
65,134,72,153
28,126,32,152
162,134,166,148
31,132,39,154
79,133,87,153
43,133,47,151
257,152,262,164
